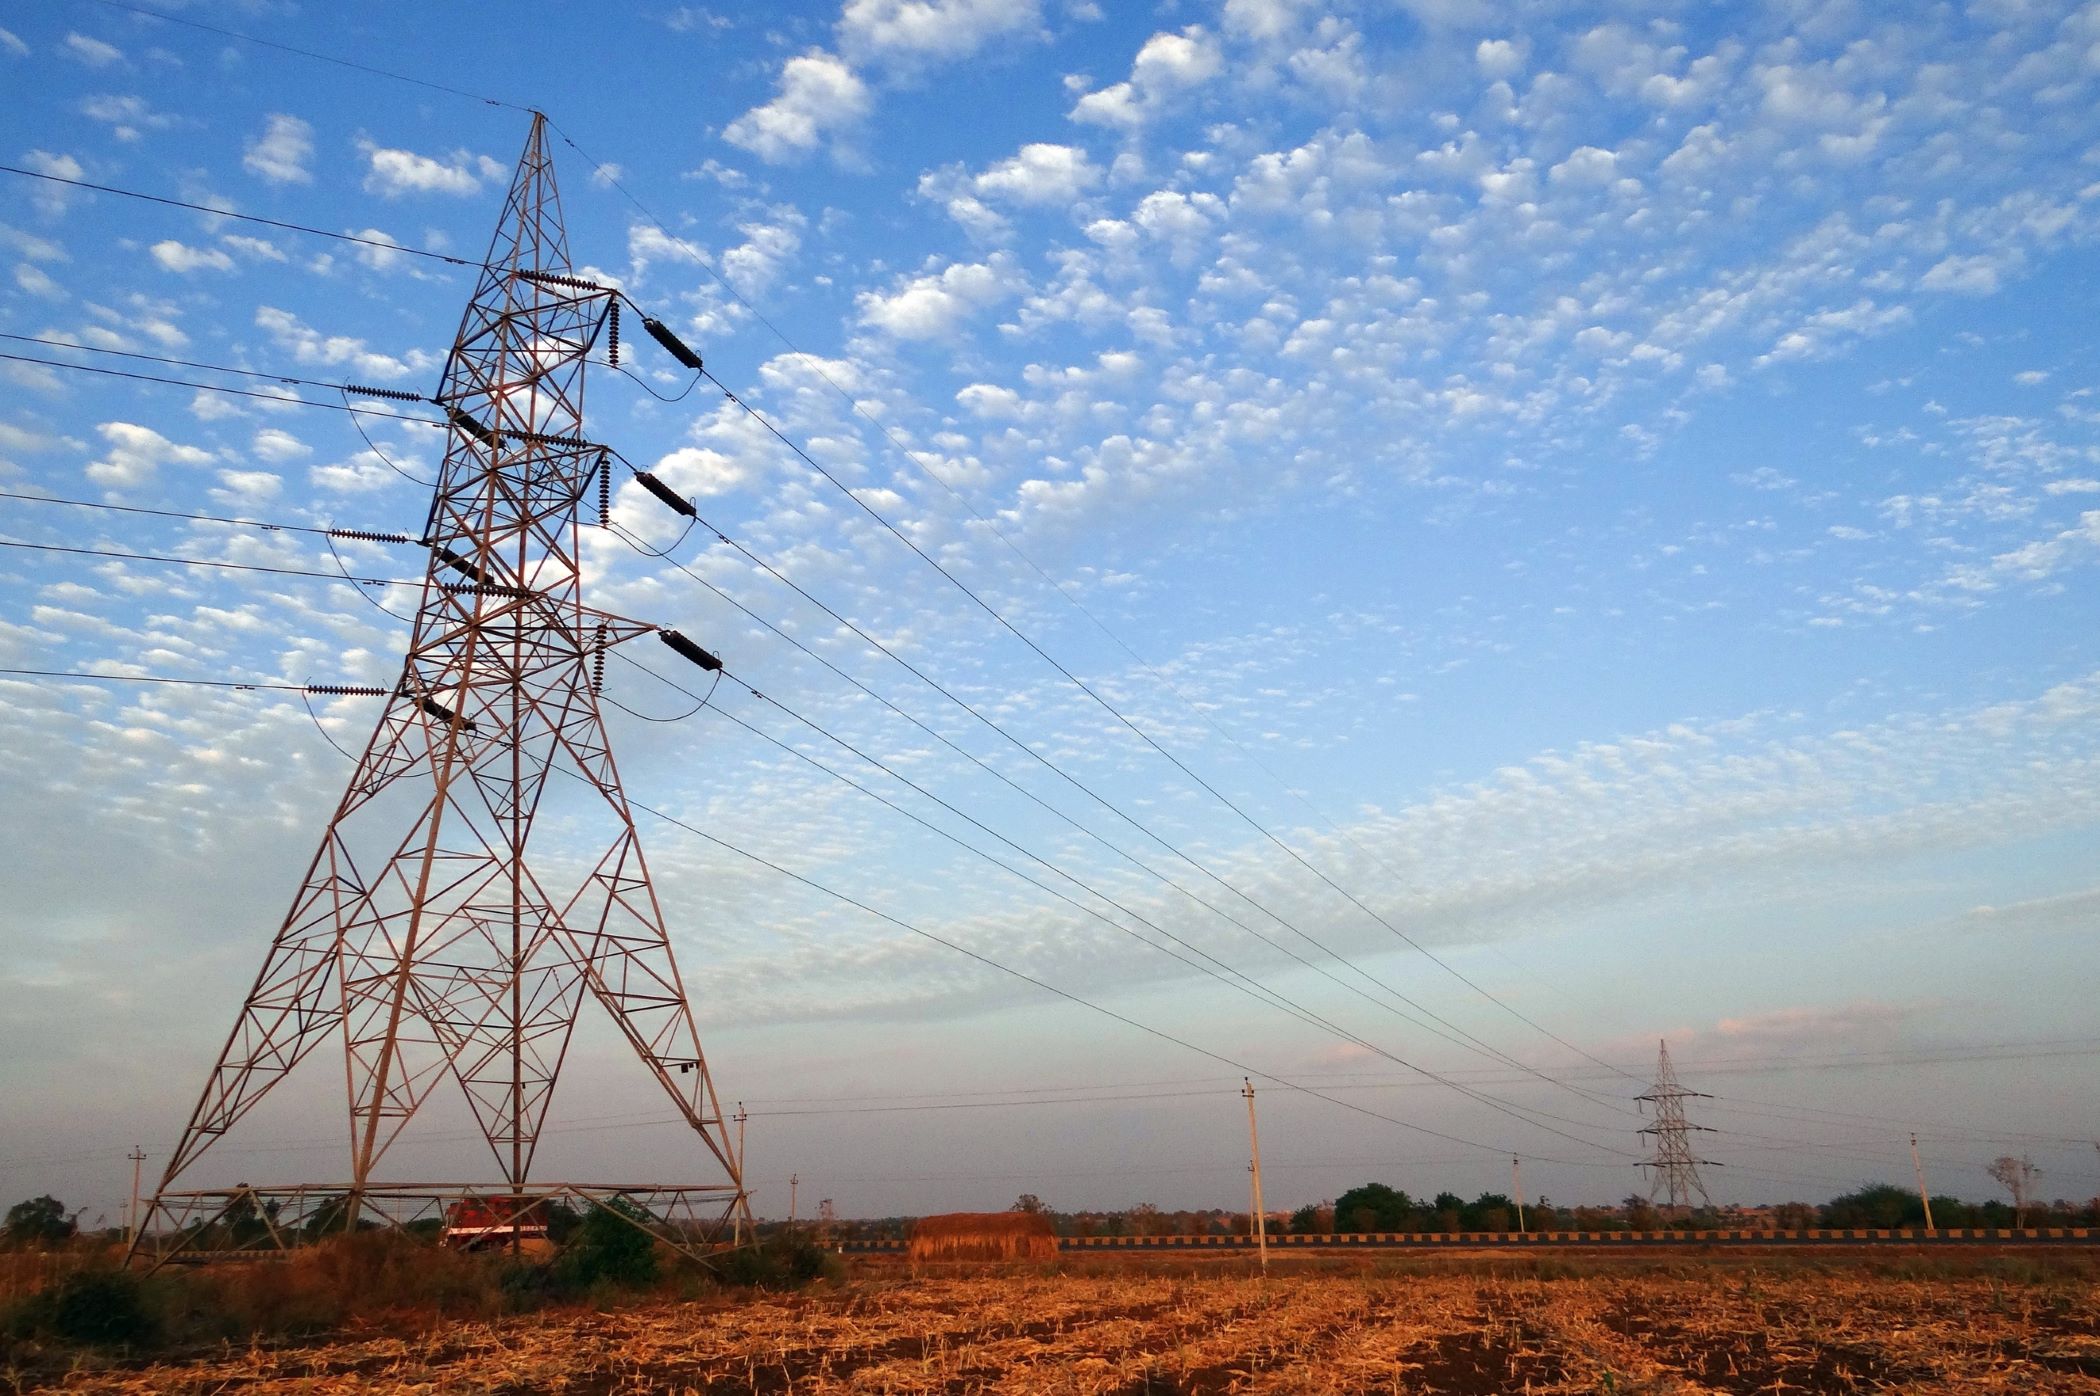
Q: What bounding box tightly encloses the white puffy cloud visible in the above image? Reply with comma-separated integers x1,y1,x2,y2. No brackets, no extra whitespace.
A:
856,255,1022,340
839,0,1041,64
1920,254,2009,295
243,114,314,185
213,468,282,501
250,428,310,463
78,94,171,141
253,305,434,381
1133,26,1222,86
20,151,84,215
1475,37,1525,78
14,263,62,299
1547,145,1618,185
148,240,234,274
719,213,804,296
84,421,213,489
971,143,1101,206
1070,83,1140,128
1070,25,1222,128
359,142,503,197
723,51,872,165
653,446,751,498
1222,0,1309,42
342,228,410,272
60,33,122,67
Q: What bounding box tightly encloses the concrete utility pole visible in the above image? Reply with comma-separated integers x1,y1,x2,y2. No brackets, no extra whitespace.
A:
1910,1133,1935,1232
1243,1079,1268,1275
1513,1156,1525,1234
126,1147,146,1243
789,1172,799,1226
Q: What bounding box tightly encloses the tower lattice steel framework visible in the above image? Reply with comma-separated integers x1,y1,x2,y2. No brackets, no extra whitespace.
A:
1636,1038,1716,1212
133,116,747,1263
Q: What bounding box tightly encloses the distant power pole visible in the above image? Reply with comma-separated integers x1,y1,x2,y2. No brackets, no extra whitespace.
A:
1512,1156,1525,1234
1637,1039,1717,1211
126,1147,146,1243
789,1172,799,1226
1243,1078,1268,1274
1910,1133,1935,1231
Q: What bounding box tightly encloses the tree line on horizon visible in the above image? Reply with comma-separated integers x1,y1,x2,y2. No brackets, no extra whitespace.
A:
799,1176,2100,1242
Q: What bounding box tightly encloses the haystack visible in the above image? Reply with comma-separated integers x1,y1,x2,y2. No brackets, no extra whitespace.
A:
907,1211,1059,1262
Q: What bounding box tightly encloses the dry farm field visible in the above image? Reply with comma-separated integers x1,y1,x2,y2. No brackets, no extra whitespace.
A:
18,1266,2100,1394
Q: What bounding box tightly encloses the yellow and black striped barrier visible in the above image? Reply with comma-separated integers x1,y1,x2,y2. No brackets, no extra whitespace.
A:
839,1227,2093,1254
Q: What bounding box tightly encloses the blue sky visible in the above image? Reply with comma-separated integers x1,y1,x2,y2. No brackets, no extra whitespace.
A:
3,0,2099,1227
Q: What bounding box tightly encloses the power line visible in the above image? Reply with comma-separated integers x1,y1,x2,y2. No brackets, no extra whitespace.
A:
603,767,1628,1164
0,668,334,694
704,371,1645,1103
554,105,1644,1090
19,7,1622,1107
0,487,404,541
0,351,443,426
612,448,1627,1116
0,331,431,403
0,164,478,267
628,656,1632,1151
0,538,408,588
84,0,533,111
0,508,1632,1144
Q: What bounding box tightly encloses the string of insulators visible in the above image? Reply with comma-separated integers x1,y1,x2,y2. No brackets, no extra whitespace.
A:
430,542,487,584
447,406,497,446
517,269,609,293
414,693,475,731
658,629,722,672
442,581,533,599
327,527,419,545
305,683,390,696
517,429,592,450
607,300,619,368
343,383,428,403
591,622,607,695
597,454,611,527
642,316,703,371
634,470,696,518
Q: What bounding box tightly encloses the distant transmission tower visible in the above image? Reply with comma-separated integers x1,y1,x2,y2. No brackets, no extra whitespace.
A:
132,115,747,1263
1637,1038,1717,1212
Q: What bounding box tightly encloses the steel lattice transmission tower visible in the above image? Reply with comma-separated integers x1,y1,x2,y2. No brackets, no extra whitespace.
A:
134,116,747,1261
1636,1038,1717,1212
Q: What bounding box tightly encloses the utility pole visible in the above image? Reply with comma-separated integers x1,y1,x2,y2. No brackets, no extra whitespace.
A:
126,1147,146,1244
1512,1156,1525,1234
1243,1078,1267,1275
1909,1133,1935,1232
733,1102,748,1245
789,1172,799,1227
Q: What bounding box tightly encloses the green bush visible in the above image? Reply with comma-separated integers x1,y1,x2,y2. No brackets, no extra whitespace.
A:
552,1201,659,1290
9,1267,158,1348
712,1233,835,1289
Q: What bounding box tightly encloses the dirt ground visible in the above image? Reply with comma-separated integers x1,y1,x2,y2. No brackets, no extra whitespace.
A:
20,1260,2100,1394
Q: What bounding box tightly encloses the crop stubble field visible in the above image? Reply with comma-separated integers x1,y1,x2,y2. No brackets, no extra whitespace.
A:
24,1263,2100,1394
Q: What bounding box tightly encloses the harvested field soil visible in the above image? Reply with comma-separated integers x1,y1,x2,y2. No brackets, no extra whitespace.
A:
19,1269,2100,1393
